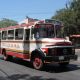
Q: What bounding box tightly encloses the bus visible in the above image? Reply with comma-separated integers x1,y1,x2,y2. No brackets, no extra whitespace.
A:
0,19,77,70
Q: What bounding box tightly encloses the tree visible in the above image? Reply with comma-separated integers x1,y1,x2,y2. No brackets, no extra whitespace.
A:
52,0,80,36
0,18,18,28
52,8,76,36
70,0,80,33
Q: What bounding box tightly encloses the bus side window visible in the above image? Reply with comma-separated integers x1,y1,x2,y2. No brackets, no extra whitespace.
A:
0,32,1,40
15,28,24,40
2,31,7,40
8,30,14,39
25,29,30,40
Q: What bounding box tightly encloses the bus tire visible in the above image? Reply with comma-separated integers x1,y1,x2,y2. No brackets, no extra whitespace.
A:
2,50,13,61
32,56,44,70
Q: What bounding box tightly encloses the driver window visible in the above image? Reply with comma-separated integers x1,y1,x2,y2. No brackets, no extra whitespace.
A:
25,29,30,40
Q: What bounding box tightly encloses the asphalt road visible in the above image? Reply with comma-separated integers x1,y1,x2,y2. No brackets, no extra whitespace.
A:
0,49,80,80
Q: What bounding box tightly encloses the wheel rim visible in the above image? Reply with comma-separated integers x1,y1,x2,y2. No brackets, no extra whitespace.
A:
33,58,43,69
3,54,7,60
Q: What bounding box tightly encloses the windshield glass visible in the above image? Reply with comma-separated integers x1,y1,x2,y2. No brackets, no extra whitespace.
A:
55,25,64,38
34,24,54,39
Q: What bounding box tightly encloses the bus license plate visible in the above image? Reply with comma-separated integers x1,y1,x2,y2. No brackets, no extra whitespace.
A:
59,56,64,60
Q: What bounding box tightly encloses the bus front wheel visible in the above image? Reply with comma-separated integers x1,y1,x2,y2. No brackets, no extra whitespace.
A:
32,57,44,70
2,50,13,61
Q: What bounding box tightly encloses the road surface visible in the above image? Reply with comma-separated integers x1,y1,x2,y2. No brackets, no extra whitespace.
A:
0,49,80,80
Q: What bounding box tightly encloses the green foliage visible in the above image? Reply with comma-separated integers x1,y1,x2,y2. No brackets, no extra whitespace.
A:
0,18,18,28
52,0,80,36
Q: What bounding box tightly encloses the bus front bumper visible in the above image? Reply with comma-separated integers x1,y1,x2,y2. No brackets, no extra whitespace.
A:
44,55,78,63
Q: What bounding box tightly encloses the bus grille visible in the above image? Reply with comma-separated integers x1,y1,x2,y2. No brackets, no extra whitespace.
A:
48,48,72,56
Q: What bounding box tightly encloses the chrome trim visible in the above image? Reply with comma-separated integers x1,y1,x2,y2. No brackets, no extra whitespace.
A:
49,46,74,48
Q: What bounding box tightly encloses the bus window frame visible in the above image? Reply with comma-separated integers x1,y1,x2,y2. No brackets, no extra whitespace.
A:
15,28,24,40
8,29,14,40
24,28,30,40
2,30,7,40
31,27,34,39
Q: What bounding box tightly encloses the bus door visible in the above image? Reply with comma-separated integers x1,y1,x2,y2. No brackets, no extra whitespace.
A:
24,29,30,56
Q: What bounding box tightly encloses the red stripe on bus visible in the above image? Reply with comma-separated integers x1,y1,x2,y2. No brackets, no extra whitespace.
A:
7,51,30,59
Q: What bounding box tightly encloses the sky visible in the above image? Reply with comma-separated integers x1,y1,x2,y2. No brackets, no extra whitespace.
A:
0,0,68,22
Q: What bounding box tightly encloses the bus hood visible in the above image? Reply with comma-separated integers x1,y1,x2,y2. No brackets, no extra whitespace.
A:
41,38,72,46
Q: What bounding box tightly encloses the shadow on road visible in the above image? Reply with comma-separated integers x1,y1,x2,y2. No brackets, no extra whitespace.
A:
42,63,80,73
0,74,57,80
11,58,80,73
0,57,80,73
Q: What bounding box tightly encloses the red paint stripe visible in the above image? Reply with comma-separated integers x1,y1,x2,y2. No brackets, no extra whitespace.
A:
7,51,30,59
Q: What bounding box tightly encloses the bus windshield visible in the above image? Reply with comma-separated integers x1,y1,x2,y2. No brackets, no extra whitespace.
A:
55,25,64,38
33,24,64,39
34,24,55,39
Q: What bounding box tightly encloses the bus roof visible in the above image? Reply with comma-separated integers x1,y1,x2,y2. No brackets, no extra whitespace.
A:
0,19,63,31
0,22,35,31
0,20,53,31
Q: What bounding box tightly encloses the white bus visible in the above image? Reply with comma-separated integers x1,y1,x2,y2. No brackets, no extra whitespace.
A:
0,19,77,70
